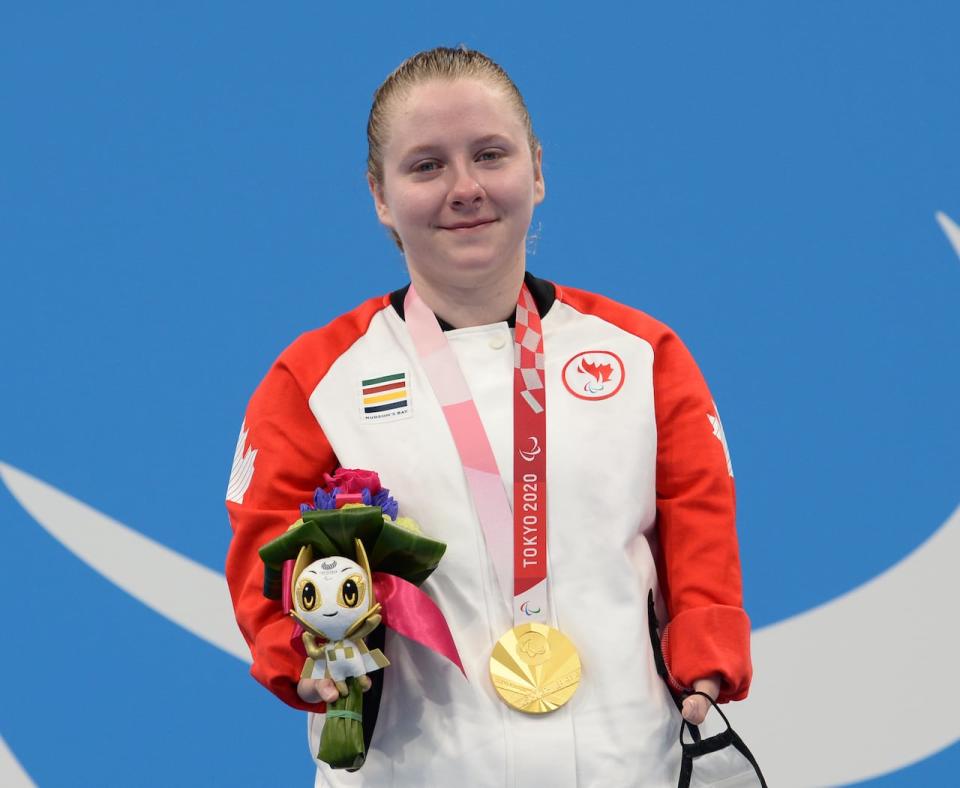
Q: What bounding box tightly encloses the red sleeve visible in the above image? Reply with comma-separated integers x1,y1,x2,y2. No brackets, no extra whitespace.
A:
224,296,387,711
652,330,752,702
556,284,751,702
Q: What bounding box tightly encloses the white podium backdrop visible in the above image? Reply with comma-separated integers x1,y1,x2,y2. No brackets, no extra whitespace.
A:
2,4,958,786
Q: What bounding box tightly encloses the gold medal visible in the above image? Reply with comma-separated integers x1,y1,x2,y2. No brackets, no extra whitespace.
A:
489,623,581,714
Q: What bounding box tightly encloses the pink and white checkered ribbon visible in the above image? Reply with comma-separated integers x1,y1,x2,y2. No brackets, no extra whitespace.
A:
404,282,550,625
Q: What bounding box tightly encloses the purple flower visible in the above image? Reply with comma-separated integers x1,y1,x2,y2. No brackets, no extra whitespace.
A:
373,487,399,520
301,486,338,512
299,481,399,520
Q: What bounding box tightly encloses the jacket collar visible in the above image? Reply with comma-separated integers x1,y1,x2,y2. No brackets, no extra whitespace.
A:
389,271,556,330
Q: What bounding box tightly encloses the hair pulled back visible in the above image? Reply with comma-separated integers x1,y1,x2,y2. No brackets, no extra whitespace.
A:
366,46,539,188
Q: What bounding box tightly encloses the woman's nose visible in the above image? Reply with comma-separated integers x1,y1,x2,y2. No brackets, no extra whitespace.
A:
448,167,484,208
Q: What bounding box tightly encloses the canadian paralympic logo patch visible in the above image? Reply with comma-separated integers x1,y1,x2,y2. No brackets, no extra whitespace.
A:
561,351,625,401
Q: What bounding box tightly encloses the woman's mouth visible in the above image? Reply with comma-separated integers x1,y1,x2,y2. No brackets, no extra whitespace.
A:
441,219,496,232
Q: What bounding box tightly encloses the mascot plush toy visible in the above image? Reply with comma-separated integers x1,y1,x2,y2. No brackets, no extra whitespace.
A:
291,539,389,696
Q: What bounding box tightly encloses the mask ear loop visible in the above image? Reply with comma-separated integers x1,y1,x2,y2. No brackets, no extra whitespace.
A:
647,590,701,742
677,691,768,788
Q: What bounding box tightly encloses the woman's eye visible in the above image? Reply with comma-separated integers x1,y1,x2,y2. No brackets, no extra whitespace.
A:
414,160,439,173
477,150,502,162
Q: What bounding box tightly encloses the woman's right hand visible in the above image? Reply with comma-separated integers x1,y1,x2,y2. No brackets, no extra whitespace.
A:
297,677,341,703
297,675,373,703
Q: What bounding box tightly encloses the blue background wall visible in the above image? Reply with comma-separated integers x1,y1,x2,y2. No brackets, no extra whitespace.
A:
2,3,958,785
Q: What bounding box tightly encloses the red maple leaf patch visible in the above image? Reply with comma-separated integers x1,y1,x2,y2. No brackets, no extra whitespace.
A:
578,359,614,383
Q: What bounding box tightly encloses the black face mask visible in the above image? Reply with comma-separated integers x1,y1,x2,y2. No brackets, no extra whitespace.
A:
647,591,767,788
677,692,767,788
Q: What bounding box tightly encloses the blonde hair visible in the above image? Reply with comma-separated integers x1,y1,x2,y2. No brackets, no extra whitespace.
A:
367,46,540,249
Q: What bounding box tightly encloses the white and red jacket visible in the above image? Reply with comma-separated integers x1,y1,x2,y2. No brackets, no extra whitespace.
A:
225,274,752,787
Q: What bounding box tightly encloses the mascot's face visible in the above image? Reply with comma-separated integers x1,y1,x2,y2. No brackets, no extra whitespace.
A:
293,556,370,640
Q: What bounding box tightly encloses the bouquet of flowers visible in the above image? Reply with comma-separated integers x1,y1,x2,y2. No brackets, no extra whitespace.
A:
258,469,461,771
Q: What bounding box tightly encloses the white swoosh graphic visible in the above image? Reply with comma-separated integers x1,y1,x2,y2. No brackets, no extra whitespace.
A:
0,462,250,664
0,736,35,788
936,211,960,259
728,211,960,785
3,459,959,785
734,504,960,786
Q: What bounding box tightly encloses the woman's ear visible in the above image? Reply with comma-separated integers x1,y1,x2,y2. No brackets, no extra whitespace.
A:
533,146,546,206
367,174,394,229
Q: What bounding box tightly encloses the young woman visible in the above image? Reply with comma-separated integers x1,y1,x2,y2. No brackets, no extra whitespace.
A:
226,47,752,787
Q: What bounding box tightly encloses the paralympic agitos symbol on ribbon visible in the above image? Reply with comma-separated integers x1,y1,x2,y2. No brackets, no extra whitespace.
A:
519,436,541,462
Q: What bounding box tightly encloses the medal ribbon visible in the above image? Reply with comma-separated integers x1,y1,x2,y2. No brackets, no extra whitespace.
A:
404,283,549,625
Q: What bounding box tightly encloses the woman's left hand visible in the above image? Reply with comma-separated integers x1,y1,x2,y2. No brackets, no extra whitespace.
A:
681,674,722,725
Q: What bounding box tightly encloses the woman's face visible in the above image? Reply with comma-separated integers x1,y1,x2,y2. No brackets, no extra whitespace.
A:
369,78,544,292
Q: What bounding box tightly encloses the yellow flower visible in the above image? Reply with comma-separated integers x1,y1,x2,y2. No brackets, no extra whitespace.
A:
387,515,422,534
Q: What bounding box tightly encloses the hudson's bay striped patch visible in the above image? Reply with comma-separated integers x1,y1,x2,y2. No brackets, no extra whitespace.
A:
360,372,411,421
